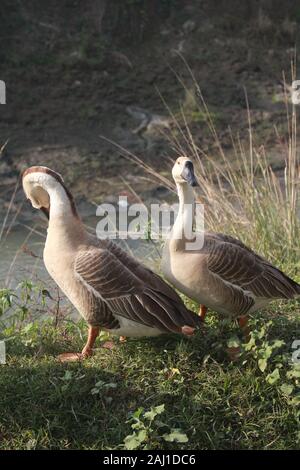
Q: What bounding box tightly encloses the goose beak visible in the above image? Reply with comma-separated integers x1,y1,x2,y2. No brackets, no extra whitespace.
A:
181,161,199,187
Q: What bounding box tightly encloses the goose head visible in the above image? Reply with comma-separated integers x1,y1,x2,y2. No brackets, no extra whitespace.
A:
172,157,199,187
22,166,77,219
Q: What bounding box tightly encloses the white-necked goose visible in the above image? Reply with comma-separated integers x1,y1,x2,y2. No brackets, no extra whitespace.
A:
161,157,300,336
22,166,202,361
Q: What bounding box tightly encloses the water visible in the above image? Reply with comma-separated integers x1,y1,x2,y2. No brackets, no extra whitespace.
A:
0,214,161,323
0,226,47,287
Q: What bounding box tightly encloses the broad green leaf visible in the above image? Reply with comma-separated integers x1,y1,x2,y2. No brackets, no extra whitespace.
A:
280,383,294,396
263,346,273,359
287,368,300,379
244,336,256,351
144,404,165,421
104,382,117,389
266,368,280,384
132,407,144,419
258,358,267,372
290,393,300,406
124,430,147,450
227,336,240,349
63,370,73,381
95,380,105,388
163,429,189,443
272,340,285,349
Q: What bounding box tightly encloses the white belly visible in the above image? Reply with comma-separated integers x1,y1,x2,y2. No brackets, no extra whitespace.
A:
108,316,162,337
162,247,207,303
162,244,271,317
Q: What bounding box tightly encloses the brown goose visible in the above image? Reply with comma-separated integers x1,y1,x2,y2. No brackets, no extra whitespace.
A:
22,166,201,362
161,157,300,336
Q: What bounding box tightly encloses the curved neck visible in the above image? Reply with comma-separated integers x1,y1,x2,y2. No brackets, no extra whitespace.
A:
48,184,73,219
46,184,84,239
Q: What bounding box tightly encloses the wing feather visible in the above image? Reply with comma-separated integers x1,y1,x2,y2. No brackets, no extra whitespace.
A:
205,234,300,300
75,244,201,333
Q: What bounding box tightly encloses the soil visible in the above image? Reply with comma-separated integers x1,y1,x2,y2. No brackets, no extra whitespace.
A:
0,1,299,218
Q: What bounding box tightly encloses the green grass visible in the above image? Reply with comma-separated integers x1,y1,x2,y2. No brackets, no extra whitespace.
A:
1,300,300,450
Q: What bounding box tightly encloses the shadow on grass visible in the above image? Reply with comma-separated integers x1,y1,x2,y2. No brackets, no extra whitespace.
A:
0,359,139,450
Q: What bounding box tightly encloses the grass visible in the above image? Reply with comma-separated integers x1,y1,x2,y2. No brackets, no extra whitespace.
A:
0,306,300,450
1,286,300,450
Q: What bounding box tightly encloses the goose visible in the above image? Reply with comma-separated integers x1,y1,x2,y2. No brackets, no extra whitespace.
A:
161,156,300,337
22,166,202,362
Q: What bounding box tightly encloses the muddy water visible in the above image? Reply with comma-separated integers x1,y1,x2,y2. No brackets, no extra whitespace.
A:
0,214,161,288
0,228,46,287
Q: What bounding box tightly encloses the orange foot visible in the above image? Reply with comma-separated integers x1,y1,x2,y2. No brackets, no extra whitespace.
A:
181,325,195,336
101,341,115,350
57,352,84,363
57,345,94,363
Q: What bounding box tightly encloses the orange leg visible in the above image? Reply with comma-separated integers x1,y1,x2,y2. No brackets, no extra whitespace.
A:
199,304,207,321
238,315,251,342
82,326,100,357
58,326,100,362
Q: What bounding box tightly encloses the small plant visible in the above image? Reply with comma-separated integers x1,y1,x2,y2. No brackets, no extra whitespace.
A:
0,281,67,330
0,288,15,318
123,404,188,450
243,321,285,374
240,319,300,405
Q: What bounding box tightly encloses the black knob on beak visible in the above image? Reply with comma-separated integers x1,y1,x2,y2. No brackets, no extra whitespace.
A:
181,161,199,187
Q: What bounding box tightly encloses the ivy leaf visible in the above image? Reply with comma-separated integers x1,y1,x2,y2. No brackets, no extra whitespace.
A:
104,382,117,389
163,429,189,443
124,430,147,450
290,393,300,406
262,345,273,359
280,383,294,396
258,358,268,372
132,407,144,420
94,380,105,388
144,404,165,421
287,367,300,379
266,368,280,384
244,336,256,351
227,336,240,349
63,370,73,381
272,340,285,349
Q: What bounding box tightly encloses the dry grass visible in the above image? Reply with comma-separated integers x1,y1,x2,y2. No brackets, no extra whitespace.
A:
107,57,300,278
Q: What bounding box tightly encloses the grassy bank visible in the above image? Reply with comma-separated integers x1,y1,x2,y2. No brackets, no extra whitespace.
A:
1,295,300,450
1,116,300,450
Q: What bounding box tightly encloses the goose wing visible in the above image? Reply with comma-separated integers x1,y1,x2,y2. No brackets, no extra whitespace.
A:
74,244,200,333
105,240,183,303
205,235,300,300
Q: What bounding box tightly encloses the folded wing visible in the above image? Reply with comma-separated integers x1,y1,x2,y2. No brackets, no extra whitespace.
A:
75,243,201,333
